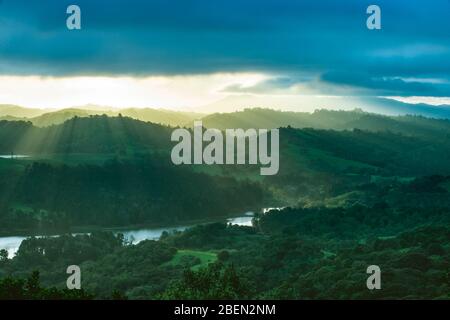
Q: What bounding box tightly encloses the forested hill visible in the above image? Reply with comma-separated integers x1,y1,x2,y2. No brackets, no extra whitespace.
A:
278,127,450,177
0,115,173,155
0,116,268,233
2,112,450,178
0,105,203,127
201,108,450,138
3,109,450,155
0,111,449,300
4,105,450,140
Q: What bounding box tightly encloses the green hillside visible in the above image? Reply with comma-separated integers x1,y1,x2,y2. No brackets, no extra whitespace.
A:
0,105,47,118
201,108,450,139
0,110,449,300
0,105,203,128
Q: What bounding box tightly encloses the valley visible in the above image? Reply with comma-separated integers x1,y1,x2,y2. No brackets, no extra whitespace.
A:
0,108,449,300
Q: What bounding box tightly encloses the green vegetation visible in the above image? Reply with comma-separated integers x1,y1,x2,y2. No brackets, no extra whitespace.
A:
0,108,449,300
0,105,203,127
201,108,450,138
0,158,266,234
165,250,218,271
0,271,93,300
1,209,448,299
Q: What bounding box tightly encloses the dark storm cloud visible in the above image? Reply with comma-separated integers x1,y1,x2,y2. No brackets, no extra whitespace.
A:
321,72,450,97
0,0,449,97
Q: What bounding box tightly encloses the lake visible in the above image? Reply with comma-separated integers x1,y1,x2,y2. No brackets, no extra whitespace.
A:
0,154,30,159
0,213,255,258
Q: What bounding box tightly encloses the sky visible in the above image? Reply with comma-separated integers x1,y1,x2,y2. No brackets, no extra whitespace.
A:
0,0,449,113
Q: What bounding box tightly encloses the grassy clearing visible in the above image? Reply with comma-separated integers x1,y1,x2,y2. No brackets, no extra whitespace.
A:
165,250,218,271
10,203,35,213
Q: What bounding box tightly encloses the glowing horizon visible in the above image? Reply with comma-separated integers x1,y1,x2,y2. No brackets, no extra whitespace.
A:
0,73,269,111
1,74,449,116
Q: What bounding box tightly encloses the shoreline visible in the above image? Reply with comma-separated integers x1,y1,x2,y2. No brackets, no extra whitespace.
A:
0,210,257,239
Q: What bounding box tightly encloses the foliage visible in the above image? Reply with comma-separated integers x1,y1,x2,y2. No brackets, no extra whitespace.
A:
160,263,252,300
0,271,93,300
1,110,450,300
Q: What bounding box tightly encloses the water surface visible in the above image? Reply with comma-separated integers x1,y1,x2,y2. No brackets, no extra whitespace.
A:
0,213,256,258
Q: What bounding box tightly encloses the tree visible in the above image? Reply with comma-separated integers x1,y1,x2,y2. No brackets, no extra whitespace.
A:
217,250,230,262
161,262,252,300
0,249,8,262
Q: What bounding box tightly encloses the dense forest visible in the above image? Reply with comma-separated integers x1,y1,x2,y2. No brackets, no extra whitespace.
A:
0,159,265,233
0,109,449,299
1,205,448,299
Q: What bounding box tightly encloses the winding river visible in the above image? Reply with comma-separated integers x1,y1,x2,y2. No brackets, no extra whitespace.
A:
0,212,255,258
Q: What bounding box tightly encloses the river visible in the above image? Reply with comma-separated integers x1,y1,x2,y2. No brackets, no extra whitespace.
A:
0,212,255,258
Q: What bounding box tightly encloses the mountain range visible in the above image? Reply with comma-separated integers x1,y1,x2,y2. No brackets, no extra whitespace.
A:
3,95,450,129
0,105,203,127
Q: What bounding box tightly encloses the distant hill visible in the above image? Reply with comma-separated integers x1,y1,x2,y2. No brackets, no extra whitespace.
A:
118,108,202,127
29,108,114,127
0,115,26,122
0,105,204,127
0,105,47,118
363,97,450,119
201,108,450,138
195,95,450,118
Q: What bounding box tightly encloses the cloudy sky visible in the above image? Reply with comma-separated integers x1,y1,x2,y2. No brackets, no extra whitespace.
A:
0,0,449,112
